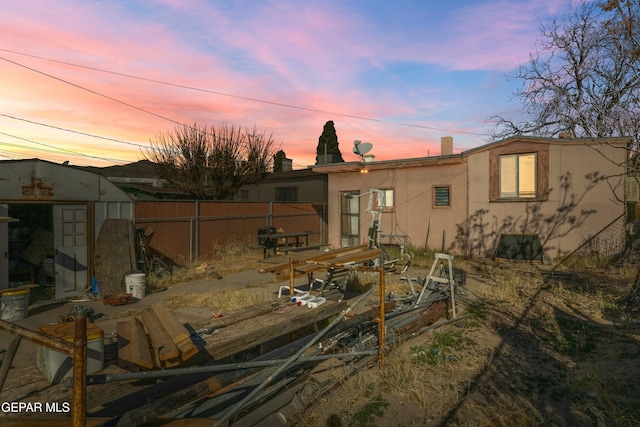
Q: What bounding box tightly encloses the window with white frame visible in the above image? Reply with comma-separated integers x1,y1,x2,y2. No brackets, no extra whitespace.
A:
500,153,537,198
374,189,394,211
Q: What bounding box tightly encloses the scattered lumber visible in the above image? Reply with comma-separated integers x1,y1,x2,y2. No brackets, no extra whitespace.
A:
201,300,348,361
393,300,449,336
150,303,197,362
116,316,153,370
141,309,180,368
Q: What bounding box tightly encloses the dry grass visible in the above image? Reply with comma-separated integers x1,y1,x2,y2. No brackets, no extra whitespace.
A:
164,287,271,310
146,241,264,291
299,251,640,426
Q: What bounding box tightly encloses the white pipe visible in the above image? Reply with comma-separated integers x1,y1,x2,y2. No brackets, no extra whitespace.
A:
307,297,327,309
295,294,314,306
278,286,306,299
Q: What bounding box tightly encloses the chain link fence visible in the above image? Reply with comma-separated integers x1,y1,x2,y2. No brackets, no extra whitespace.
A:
574,213,627,258
134,201,326,264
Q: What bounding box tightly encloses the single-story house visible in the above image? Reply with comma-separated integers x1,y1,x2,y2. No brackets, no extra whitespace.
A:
312,136,630,259
234,168,328,203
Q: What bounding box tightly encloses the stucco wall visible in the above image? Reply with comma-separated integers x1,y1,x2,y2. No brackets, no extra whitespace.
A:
326,162,468,252
466,141,626,258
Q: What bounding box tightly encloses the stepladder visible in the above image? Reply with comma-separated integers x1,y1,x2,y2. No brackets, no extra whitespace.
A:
415,253,457,318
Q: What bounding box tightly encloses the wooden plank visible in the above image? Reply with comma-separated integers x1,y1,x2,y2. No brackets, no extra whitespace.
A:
117,317,153,370
141,309,180,365
272,248,382,280
94,219,136,296
194,301,276,332
151,303,191,344
259,245,367,274
202,300,347,360
150,302,198,361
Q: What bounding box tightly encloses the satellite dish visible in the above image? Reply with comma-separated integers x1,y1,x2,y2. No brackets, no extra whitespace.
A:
353,140,373,157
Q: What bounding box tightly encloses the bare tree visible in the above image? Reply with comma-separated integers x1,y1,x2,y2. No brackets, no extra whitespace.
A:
491,1,640,151
145,123,277,199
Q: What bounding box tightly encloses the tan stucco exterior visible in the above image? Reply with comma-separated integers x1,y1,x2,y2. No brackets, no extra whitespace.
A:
315,136,629,259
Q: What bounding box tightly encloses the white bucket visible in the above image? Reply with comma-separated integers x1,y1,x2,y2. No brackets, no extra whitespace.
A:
124,272,146,299
1,289,30,321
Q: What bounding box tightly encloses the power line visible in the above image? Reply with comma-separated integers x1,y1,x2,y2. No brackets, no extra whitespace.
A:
0,132,129,164
0,113,149,149
0,47,490,137
0,55,186,130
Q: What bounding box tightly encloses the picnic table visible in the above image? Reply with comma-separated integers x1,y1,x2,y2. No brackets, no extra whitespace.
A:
255,230,320,258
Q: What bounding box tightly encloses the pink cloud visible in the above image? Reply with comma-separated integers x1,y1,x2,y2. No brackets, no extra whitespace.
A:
1,0,540,167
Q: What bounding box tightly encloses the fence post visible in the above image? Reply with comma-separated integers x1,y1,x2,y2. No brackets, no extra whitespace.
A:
194,200,200,261
189,217,193,262
268,202,273,227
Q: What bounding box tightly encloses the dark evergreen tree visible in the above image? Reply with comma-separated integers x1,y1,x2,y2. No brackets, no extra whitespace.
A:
273,149,287,172
315,121,344,164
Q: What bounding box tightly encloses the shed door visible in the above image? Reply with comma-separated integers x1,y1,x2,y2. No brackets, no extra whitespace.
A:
0,204,8,290
54,205,87,299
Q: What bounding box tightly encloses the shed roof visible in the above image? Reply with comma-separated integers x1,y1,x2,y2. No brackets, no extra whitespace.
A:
0,158,132,202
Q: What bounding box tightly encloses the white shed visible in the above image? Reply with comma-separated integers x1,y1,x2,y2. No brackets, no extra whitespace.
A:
0,159,134,299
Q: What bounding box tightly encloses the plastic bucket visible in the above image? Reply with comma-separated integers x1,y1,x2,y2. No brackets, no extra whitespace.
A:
1,289,30,321
124,272,146,299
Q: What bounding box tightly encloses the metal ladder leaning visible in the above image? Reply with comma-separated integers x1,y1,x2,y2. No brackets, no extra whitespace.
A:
415,253,457,318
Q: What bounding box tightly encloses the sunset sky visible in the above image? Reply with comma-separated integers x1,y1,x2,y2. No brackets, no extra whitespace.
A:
1,0,572,168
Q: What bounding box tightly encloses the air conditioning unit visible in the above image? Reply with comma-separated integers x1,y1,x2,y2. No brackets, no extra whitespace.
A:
626,177,640,202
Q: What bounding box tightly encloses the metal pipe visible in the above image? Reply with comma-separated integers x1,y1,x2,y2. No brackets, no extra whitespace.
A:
115,329,318,426
378,267,385,368
0,334,21,392
72,306,87,427
85,350,378,385
0,319,73,355
289,258,295,296
213,280,380,427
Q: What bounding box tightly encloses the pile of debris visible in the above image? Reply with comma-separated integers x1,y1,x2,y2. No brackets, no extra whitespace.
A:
0,250,466,427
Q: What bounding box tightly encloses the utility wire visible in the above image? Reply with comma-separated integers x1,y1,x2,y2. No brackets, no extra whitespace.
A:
0,47,490,136
0,132,129,164
0,113,148,149
0,55,186,130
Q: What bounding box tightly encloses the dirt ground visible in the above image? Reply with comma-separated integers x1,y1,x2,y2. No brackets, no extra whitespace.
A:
298,259,640,427
2,251,640,426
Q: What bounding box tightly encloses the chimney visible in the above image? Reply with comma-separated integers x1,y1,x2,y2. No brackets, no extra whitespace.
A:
441,136,453,156
281,158,293,172
364,154,375,163
558,131,571,139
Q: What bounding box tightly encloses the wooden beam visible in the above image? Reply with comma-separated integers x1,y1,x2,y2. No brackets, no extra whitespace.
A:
202,300,347,360
140,310,180,367
259,245,367,274
150,303,197,361
117,317,154,370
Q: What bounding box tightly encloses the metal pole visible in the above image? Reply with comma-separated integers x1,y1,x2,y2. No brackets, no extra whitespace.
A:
213,282,380,427
0,334,21,392
0,320,73,354
72,306,87,427
189,217,193,262
195,200,200,261
86,350,378,384
289,258,295,296
378,267,385,368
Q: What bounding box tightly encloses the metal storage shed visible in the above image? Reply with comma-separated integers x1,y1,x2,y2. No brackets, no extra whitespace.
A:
0,159,134,299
